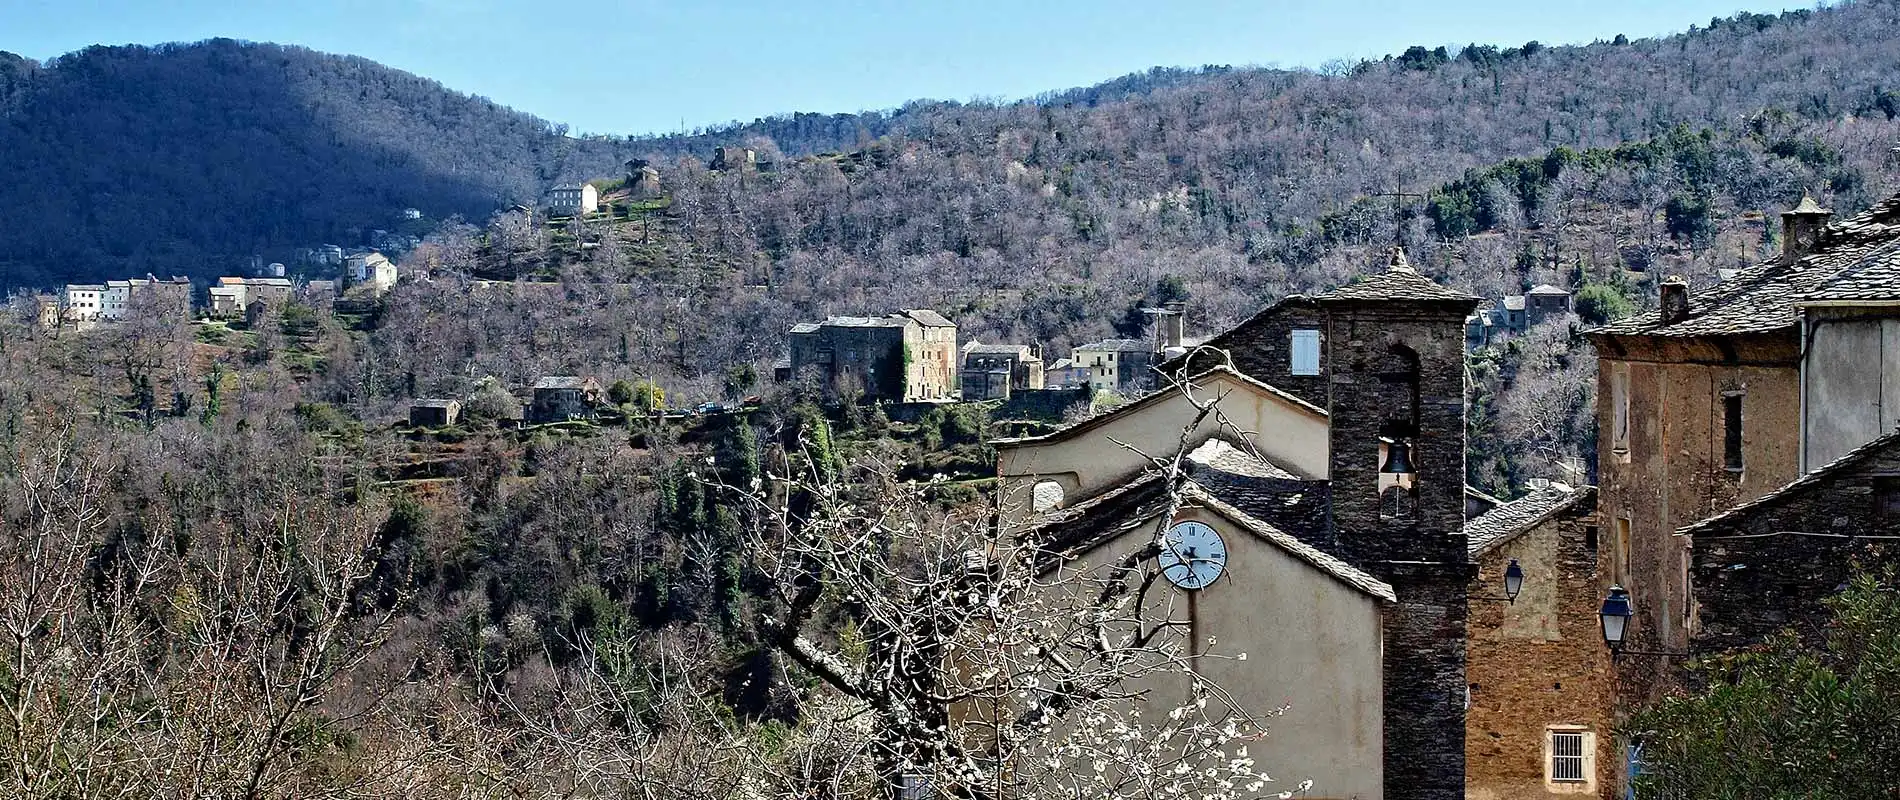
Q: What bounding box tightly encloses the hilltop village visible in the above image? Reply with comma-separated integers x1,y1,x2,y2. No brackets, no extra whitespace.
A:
11,9,1900,790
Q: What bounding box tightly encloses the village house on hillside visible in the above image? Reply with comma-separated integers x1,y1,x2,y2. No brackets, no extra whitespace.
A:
1072,338,1156,395
60,275,192,329
545,184,599,216
528,376,604,423
958,341,1044,400
783,310,958,402
346,251,398,294
1467,284,1574,348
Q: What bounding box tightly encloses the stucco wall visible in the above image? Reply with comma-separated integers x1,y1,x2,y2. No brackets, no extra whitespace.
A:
1052,503,1387,800
1803,312,1900,469
994,372,1330,523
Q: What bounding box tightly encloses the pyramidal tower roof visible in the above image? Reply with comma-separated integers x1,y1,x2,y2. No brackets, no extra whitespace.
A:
1313,247,1481,305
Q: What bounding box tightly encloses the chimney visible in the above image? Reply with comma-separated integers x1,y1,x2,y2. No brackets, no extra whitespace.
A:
1780,194,1832,264
1162,300,1186,350
1659,276,1691,325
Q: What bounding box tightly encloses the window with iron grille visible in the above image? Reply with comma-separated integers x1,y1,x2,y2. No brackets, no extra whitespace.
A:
1550,730,1587,783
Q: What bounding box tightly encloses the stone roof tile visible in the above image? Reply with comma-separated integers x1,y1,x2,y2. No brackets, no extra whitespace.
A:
1591,194,1900,338
1463,483,1596,557
1312,247,1482,305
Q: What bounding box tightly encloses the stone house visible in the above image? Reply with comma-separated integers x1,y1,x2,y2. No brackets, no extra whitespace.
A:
995,249,1483,800
546,184,600,216
32,295,60,330
958,341,1044,400
1042,357,1090,389
409,399,461,428
246,277,293,311
1463,484,1615,800
1678,430,1900,655
1072,338,1156,395
1584,192,1899,706
208,278,247,318
127,275,193,320
528,376,604,423
1524,285,1573,328
785,310,957,402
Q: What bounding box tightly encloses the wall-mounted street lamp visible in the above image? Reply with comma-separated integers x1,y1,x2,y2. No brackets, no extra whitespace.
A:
1598,584,1686,660
1472,558,1526,604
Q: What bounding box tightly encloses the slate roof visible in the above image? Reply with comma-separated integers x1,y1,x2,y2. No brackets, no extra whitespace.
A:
1528,284,1572,296
1592,193,1900,338
1026,474,1391,602
1185,439,1331,549
1501,296,1526,311
820,315,910,328
1075,338,1153,352
903,309,955,327
1463,483,1596,557
1312,248,1482,305
533,376,592,390
789,322,822,334
1677,430,1900,537
412,398,460,409
1798,238,1900,304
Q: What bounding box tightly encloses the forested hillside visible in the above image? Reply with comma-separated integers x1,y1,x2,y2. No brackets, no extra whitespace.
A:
10,4,1900,291
0,39,635,287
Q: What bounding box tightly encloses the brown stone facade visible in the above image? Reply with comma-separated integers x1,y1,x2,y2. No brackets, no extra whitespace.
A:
1466,497,1616,800
1587,331,1802,702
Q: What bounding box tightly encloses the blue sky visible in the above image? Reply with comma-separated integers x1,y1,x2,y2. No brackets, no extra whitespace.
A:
5,0,1806,137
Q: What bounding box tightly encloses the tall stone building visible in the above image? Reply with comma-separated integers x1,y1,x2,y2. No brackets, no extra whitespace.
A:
994,248,1485,800
1462,484,1614,800
1584,190,1900,791
1585,193,1900,699
785,310,957,402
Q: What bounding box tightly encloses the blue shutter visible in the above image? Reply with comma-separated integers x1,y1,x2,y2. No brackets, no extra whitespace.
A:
1290,329,1321,375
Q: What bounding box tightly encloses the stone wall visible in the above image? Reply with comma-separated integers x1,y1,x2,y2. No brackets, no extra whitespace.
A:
1590,333,1801,702
1689,437,1900,654
1171,298,1330,407
1321,298,1475,800
1466,504,1616,800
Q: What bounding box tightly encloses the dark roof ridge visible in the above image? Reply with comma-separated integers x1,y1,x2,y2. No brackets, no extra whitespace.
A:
1464,484,1596,557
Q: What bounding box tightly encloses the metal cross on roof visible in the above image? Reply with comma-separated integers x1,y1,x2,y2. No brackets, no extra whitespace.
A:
1372,173,1426,247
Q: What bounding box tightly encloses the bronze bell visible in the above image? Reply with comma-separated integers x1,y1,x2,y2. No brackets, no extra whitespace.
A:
1380,438,1415,474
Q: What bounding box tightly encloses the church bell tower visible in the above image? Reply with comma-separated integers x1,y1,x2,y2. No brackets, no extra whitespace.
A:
1315,247,1481,800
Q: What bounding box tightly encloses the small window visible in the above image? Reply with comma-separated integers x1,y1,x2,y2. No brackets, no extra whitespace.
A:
1614,517,1631,587
1549,730,1588,783
1290,329,1321,376
1031,481,1065,512
1722,393,1744,471
1876,478,1900,520
1610,365,1630,454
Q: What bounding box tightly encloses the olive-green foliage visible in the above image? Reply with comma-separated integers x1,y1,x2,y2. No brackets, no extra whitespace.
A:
1574,284,1637,326
1629,569,1900,799
607,379,635,406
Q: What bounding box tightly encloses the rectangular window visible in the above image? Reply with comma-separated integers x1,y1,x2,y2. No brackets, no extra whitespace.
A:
1877,478,1900,520
1610,364,1630,454
1723,393,1744,471
1614,517,1631,587
1550,730,1587,783
1290,329,1321,376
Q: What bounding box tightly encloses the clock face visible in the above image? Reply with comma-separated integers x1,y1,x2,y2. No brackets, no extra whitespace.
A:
1157,521,1227,590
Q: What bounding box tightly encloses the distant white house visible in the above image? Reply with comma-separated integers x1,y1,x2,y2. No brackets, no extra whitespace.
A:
61,284,105,327
546,184,599,216
346,251,398,294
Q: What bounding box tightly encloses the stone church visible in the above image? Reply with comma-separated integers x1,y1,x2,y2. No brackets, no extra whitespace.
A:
993,249,1527,800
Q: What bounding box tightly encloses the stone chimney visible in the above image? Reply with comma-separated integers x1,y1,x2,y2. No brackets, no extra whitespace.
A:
1780,194,1831,264
1161,300,1186,349
1659,275,1691,325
